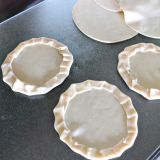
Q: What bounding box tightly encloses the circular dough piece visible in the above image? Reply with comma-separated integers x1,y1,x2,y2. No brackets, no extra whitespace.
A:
54,80,138,160
1,37,73,96
120,0,160,38
118,43,160,100
72,0,137,43
95,0,122,12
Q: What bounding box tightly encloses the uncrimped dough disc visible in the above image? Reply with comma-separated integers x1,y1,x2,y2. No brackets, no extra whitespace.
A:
95,0,121,12
54,80,138,160
72,0,137,43
118,43,160,100
120,0,160,38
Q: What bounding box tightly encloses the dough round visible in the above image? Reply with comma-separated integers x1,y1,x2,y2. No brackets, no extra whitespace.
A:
1,38,73,96
72,0,137,43
118,43,160,100
54,80,138,160
120,0,160,38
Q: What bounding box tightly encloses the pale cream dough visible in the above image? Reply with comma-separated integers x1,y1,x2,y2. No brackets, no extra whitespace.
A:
12,44,62,86
118,43,160,100
95,0,121,12
72,0,137,43
65,89,128,149
120,0,160,38
1,37,73,96
130,52,160,89
54,80,138,160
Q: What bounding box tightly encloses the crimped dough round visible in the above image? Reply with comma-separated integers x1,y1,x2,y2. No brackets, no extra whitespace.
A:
1,37,73,96
118,43,160,100
54,80,138,160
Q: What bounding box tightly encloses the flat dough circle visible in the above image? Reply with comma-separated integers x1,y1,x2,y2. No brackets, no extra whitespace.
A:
118,43,160,100
72,0,137,43
54,80,138,160
12,44,62,86
1,37,73,96
95,0,122,12
120,0,160,38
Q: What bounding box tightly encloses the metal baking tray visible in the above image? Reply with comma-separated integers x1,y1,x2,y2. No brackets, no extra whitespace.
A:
0,0,160,160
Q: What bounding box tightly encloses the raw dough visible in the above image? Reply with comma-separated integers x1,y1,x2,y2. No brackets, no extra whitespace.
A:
65,89,128,149
12,44,62,86
118,43,160,100
1,37,73,96
95,0,121,12
120,0,160,38
72,0,137,43
54,80,138,160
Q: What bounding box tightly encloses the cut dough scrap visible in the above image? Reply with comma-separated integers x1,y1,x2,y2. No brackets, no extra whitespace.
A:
72,0,137,43
95,0,122,12
120,0,160,38
54,80,138,160
118,43,160,100
1,37,73,96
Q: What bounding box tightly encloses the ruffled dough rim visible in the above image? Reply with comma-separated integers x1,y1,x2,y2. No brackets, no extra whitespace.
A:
54,80,138,160
1,37,73,96
118,43,160,100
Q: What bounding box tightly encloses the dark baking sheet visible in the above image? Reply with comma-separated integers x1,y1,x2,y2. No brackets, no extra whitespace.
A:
0,0,160,160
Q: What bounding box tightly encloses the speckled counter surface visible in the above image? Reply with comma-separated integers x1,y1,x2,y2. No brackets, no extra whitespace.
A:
0,0,160,160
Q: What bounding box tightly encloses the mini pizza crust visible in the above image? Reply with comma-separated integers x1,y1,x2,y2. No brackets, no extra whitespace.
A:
54,80,138,160
118,43,160,100
1,37,73,96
